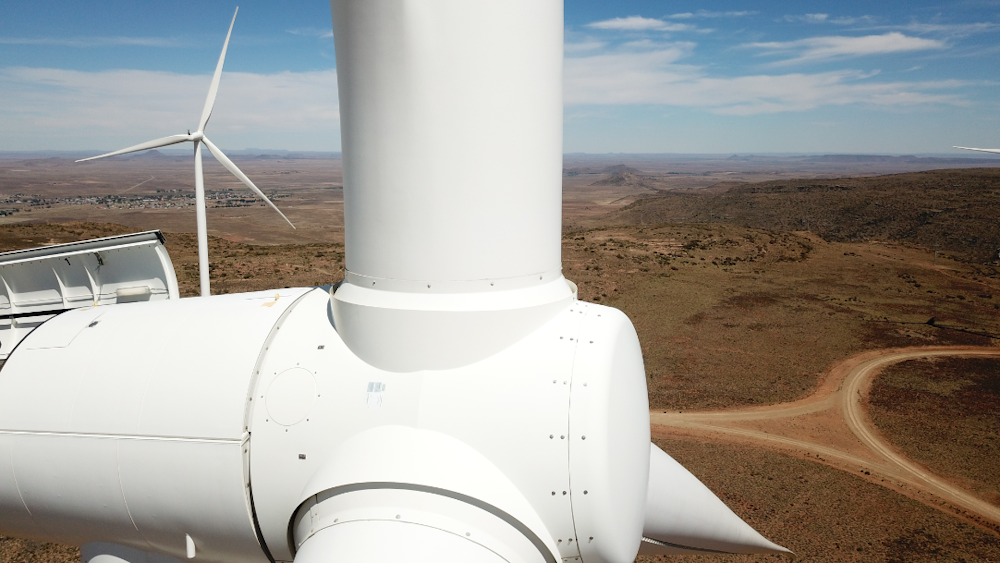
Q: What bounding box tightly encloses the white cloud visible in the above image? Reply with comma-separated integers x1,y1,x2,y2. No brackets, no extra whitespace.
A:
565,40,607,53
829,16,878,25
286,28,334,39
888,22,998,35
669,11,755,19
0,67,340,151
587,16,691,32
783,14,830,24
746,32,946,65
0,36,182,48
782,14,879,25
564,49,969,115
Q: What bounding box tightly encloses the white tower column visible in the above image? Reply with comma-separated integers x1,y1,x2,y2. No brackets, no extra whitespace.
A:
194,141,210,297
332,0,564,288
330,0,573,372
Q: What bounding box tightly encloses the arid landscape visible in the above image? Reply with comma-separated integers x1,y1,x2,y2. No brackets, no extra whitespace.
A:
0,153,998,562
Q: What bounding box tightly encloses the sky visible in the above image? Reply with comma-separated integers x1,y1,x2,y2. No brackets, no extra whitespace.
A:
2,1,1000,154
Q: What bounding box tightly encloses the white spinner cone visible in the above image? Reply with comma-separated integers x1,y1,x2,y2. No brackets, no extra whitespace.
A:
640,444,792,556
76,7,294,297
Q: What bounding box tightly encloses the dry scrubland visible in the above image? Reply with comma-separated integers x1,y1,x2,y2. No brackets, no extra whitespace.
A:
565,224,998,410
638,438,1000,563
869,357,1000,507
0,159,998,562
612,168,1000,265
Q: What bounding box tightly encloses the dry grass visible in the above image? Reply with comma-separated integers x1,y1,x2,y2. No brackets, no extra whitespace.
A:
0,222,345,298
564,223,1000,410
641,436,1000,562
869,357,1000,506
612,168,1000,265
0,537,77,563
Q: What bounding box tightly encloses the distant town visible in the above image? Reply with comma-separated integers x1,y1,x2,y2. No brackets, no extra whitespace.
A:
0,188,290,218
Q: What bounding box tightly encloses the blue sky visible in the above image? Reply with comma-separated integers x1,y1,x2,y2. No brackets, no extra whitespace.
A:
2,1,999,154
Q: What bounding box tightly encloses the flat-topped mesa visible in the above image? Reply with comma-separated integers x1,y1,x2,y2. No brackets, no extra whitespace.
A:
329,0,574,372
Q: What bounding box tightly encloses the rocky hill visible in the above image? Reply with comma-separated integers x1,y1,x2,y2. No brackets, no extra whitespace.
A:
612,168,1000,265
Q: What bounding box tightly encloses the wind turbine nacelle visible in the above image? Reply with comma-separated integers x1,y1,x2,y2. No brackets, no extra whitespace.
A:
0,284,651,563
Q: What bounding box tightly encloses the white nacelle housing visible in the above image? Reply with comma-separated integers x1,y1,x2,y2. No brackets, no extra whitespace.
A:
0,286,651,563
0,231,179,359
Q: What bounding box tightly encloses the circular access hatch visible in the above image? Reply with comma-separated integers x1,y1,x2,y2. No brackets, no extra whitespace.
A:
265,367,317,426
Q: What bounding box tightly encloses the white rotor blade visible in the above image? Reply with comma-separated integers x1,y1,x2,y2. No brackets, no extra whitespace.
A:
76,134,191,162
954,146,1000,155
198,7,239,133
201,136,296,229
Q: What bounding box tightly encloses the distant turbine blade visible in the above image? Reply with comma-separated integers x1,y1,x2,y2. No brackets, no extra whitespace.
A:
198,7,239,133
201,136,296,229
76,134,191,162
954,146,1000,155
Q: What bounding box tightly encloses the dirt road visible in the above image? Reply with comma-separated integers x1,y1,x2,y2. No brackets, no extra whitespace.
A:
651,346,1000,528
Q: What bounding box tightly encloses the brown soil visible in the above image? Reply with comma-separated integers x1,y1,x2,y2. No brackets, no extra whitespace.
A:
565,224,1000,410
0,537,77,563
652,347,1000,535
639,437,1000,562
869,357,1000,506
612,168,1000,265
0,222,345,298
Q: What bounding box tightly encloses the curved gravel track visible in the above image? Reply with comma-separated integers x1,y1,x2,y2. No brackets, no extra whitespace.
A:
651,346,1000,527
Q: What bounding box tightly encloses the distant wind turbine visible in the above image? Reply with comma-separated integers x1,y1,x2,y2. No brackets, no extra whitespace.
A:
77,7,294,297
954,145,1000,155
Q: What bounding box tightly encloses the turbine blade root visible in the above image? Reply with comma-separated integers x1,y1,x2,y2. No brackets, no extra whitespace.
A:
639,443,792,556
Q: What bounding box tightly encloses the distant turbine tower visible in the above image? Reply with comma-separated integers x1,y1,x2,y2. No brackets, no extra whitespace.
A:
76,7,295,297
954,145,1000,154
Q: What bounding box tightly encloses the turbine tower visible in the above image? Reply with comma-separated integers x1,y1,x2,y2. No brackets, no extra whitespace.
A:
76,7,294,297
